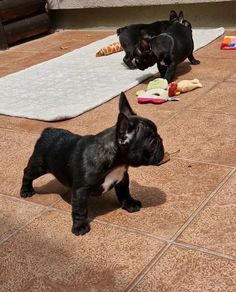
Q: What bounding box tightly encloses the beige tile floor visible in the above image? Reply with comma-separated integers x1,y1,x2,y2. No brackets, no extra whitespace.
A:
0,30,235,291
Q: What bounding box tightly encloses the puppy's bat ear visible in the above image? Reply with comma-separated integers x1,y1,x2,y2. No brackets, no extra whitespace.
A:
116,113,135,147
169,10,177,21
178,11,184,23
119,92,136,116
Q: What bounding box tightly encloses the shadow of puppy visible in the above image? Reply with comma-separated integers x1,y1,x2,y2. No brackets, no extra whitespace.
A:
175,61,192,77
34,178,166,221
34,178,69,197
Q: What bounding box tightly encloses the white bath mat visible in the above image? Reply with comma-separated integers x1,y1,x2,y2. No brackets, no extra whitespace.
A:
0,27,224,121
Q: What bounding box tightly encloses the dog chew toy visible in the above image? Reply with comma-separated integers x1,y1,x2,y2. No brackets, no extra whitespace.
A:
96,42,123,57
176,78,203,93
157,152,170,165
220,36,236,50
136,78,179,104
136,78,202,104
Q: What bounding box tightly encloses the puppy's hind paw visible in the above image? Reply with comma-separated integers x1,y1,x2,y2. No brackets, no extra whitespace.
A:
72,221,91,236
122,199,142,213
20,187,35,198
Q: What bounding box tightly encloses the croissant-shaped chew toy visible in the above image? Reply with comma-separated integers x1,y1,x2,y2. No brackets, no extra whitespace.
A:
96,42,123,57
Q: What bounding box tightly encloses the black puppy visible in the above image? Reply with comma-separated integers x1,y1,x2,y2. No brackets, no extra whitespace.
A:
20,92,166,236
134,20,200,82
117,10,187,69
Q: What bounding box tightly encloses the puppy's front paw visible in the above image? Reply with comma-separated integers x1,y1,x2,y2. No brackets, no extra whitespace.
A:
122,199,142,213
191,58,200,65
20,187,35,198
72,221,91,236
129,63,137,70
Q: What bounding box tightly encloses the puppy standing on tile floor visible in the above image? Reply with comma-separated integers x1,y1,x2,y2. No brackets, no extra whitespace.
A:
134,13,200,82
20,92,168,236
117,10,191,69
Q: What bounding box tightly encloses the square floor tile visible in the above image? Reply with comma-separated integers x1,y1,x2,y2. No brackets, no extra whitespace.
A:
133,246,236,292
161,110,236,166
188,82,236,115
0,209,165,291
178,172,236,257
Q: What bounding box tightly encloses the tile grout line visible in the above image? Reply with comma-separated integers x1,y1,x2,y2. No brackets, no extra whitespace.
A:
125,168,236,291
91,218,169,242
126,243,172,292
126,235,236,292
170,168,236,242
0,197,62,246
94,218,236,261
177,109,236,117
173,241,236,261
0,192,61,209
126,233,236,291
49,205,236,261
5,195,234,263
0,207,49,245
1,173,235,257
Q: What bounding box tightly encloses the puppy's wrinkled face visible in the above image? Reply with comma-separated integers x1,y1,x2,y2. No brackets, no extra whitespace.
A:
133,40,156,71
116,93,165,167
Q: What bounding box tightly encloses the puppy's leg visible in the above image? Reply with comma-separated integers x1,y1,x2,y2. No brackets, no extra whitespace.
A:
157,63,167,78
123,51,136,69
71,187,90,236
115,172,141,212
163,62,177,83
20,155,47,198
188,53,200,65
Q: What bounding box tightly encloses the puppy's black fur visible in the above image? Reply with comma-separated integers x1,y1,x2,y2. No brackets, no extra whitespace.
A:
117,10,189,69
20,92,165,236
134,17,200,82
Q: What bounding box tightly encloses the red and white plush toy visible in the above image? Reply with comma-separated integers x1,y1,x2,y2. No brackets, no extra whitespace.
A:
136,78,202,104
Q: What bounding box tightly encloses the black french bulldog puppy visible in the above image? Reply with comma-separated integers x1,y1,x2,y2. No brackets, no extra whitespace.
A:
20,92,165,236
117,10,188,69
134,19,200,82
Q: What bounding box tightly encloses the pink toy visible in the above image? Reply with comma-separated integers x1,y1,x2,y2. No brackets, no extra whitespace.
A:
221,36,236,50
137,96,168,104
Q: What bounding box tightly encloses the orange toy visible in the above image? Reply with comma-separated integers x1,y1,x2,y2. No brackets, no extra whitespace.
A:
96,42,123,57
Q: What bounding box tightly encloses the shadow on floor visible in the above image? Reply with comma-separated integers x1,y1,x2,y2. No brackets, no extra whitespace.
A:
34,178,167,220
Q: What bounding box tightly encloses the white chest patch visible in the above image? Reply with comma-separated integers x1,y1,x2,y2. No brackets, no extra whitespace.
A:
102,166,126,193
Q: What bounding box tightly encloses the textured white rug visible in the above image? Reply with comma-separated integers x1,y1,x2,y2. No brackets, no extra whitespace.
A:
0,28,224,121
